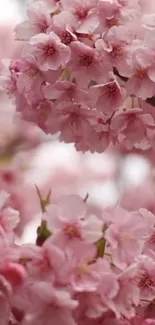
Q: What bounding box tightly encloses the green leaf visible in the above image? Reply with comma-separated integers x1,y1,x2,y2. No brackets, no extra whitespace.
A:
36,220,52,246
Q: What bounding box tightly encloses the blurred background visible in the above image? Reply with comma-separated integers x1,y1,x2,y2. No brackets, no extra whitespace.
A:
0,0,152,244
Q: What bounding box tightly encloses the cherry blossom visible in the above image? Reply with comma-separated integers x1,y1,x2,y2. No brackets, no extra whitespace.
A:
29,32,71,71
68,41,103,85
89,79,126,115
111,108,155,150
104,206,149,269
61,0,99,34
15,1,53,40
44,194,103,248
126,48,155,100
136,255,155,301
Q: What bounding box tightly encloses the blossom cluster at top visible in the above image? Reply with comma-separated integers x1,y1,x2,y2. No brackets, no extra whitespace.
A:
2,0,155,153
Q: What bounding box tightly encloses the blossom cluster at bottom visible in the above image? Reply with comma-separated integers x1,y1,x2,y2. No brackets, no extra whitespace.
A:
1,192,155,325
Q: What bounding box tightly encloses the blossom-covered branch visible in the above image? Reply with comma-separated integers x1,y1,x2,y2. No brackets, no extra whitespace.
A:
2,0,155,154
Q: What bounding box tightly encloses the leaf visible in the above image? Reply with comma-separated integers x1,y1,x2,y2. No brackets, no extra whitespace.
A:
36,220,52,246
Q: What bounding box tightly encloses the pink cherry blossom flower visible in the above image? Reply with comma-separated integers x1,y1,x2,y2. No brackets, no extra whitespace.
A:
15,1,53,41
0,191,19,233
61,0,100,34
89,124,112,153
126,48,155,100
68,41,103,85
15,56,44,95
144,29,155,82
22,282,78,325
34,99,61,134
49,13,77,45
96,25,133,77
98,0,119,22
89,79,126,115
111,108,155,150
43,80,89,106
73,259,119,318
0,207,19,233
29,31,71,71
66,242,99,292
0,72,17,99
87,113,117,153
94,259,119,312
97,0,129,32
133,209,155,255
113,263,140,318
22,239,69,284
98,0,141,31
44,194,103,248
136,255,155,301
105,206,149,269
58,103,95,146
17,97,60,134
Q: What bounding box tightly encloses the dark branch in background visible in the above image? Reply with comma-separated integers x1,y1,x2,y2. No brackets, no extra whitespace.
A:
146,97,155,106
113,68,128,82
113,68,155,107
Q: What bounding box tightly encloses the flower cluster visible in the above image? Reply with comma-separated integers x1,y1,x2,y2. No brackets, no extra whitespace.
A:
2,0,155,153
1,191,155,325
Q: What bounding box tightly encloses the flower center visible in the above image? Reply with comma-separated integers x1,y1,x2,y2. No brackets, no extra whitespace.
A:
110,45,124,59
75,7,88,19
126,113,137,124
64,224,81,239
106,17,119,28
61,31,73,45
135,68,147,80
138,273,155,289
25,67,38,78
44,44,56,57
79,54,93,67
104,82,118,97
35,20,49,33
98,117,105,124
149,233,155,244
